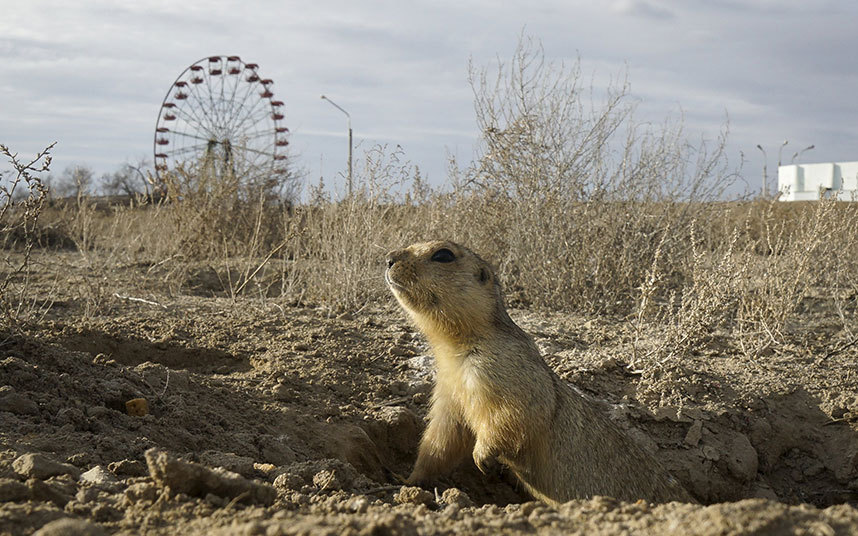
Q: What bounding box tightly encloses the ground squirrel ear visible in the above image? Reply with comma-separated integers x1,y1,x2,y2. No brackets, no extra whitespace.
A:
478,267,490,284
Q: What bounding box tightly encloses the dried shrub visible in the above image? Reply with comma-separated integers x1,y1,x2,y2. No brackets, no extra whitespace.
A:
0,142,53,328
447,36,738,313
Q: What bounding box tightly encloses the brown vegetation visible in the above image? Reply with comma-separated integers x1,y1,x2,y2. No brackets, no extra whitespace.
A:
13,38,855,372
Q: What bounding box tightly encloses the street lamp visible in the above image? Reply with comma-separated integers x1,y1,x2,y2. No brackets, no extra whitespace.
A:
776,139,789,167
756,140,791,198
791,145,815,164
320,95,353,197
756,144,768,198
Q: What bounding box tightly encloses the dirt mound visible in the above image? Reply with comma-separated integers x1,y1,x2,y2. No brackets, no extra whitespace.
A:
1,260,857,534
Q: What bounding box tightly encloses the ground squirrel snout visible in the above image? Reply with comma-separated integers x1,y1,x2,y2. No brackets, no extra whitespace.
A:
385,240,694,506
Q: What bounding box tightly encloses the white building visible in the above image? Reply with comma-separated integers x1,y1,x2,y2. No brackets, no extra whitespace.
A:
778,161,858,201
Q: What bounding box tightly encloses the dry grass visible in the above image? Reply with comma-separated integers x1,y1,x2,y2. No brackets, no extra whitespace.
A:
6,37,857,382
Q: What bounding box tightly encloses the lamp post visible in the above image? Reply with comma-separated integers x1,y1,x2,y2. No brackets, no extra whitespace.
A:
756,144,768,198
776,139,789,167
320,95,353,197
791,144,815,164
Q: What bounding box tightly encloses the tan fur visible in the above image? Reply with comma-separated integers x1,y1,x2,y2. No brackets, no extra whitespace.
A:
385,240,694,506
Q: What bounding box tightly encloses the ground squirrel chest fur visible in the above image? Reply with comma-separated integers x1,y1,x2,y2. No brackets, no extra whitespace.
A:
385,240,693,506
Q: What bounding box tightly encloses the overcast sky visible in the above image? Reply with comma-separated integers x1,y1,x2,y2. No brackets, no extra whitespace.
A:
2,0,856,197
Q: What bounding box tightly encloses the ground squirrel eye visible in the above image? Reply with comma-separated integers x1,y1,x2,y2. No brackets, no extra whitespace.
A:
430,248,455,263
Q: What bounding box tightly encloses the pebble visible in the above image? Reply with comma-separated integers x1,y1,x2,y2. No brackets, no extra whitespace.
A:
684,420,703,447
394,486,434,506
725,434,759,482
13,453,81,480
79,466,118,487
108,459,146,477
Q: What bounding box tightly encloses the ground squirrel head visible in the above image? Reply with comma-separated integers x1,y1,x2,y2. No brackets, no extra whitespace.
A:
385,240,503,345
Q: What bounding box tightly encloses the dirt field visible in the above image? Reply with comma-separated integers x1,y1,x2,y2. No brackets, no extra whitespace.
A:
2,250,858,535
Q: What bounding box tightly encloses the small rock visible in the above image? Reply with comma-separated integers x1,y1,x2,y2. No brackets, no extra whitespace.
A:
33,517,106,536
346,495,370,513
394,486,434,506
653,405,691,423
273,471,305,490
13,453,80,480
312,469,338,490
271,383,294,401
66,453,95,468
701,445,720,461
0,478,29,502
79,466,118,487
684,421,703,447
108,459,146,477
253,462,276,475
388,346,415,357
312,469,348,491
725,433,759,482
439,487,473,508
145,448,275,505
125,398,148,417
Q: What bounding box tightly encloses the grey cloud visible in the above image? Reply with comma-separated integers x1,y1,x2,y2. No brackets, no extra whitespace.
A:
612,0,675,20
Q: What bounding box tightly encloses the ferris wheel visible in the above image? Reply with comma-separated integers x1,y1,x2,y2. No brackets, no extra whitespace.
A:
153,55,289,191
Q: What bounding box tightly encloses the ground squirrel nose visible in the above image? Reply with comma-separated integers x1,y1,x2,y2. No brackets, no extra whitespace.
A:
386,250,404,268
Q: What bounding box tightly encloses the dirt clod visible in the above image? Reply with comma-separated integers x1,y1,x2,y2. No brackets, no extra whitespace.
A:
13,453,80,480
395,486,434,506
144,448,275,506
440,488,473,508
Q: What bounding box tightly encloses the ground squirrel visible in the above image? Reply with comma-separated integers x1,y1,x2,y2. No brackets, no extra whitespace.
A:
385,240,693,506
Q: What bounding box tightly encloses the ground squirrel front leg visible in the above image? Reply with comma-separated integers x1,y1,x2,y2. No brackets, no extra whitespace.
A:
472,436,502,474
407,400,473,484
